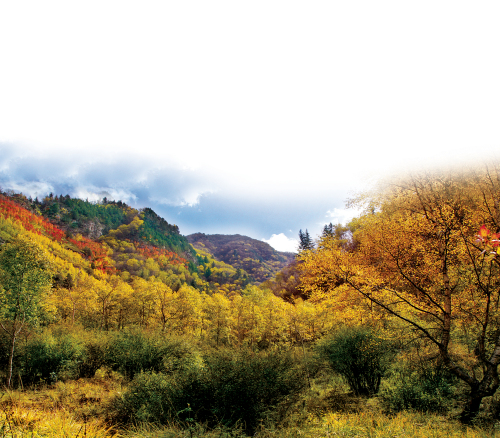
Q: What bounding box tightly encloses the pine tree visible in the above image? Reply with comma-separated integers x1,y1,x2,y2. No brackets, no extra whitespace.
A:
322,223,335,238
298,229,314,252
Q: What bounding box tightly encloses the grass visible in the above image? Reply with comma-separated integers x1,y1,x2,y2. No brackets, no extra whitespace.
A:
0,407,114,437
119,411,500,438
0,374,121,438
319,410,500,438
1,376,500,438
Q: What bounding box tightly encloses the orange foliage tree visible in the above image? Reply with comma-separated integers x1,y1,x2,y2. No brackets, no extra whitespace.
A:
299,164,500,423
0,194,115,273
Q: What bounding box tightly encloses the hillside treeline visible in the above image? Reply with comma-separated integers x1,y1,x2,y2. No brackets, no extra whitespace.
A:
1,163,500,437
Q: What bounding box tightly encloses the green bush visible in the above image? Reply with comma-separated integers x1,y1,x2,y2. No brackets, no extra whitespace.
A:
381,360,457,413
78,331,109,378
21,331,85,383
315,326,393,396
105,329,196,379
200,348,306,431
111,347,308,435
0,330,11,369
111,371,198,426
18,327,197,384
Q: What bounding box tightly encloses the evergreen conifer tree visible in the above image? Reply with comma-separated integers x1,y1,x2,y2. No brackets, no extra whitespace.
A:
322,223,335,238
298,229,314,252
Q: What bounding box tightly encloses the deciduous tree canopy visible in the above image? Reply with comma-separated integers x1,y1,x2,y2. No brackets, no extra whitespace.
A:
0,236,53,387
299,163,500,422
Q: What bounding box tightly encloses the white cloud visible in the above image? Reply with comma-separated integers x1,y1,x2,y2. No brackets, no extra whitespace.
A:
2,181,54,199
262,233,298,253
151,189,214,208
325,207,363,226
72,187,138,204
1,2,499,240
1,1,498,192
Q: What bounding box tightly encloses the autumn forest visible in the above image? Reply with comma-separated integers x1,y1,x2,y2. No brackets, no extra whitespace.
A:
1,163,500,437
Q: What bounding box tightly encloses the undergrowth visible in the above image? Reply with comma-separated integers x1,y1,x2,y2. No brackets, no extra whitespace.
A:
1,376,500,438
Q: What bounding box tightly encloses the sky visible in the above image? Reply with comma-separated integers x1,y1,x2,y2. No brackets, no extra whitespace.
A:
1,1,499,252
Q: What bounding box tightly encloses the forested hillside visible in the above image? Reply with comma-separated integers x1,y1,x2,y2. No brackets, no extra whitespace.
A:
187,232,295,282
0,188,338,358
2,164,500,437
0,191,257,294
15,192,194,257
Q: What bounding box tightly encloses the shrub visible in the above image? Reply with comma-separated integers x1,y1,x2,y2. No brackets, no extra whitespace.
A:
381,360,457,413
199,348,306,431
18,327,197,384
78,331,109,378
21,331,85,384
111,347,308,435
0,330,12,375
315,326,393,396
105,329,195,379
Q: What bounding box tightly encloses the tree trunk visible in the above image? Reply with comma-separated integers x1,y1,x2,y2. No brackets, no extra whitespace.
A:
459,364,499,424
460,388,484,424
4,313,21,388
7,330,17,388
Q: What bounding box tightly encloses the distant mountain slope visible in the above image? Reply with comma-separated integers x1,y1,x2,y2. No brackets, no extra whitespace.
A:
1,191,258,294
7,193,195,260
186,233,295,283
139,207,194,256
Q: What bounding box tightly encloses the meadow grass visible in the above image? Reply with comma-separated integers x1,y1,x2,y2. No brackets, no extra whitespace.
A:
0,376,120,438
318,410,500,438
120,411,500,438
1,378,500,438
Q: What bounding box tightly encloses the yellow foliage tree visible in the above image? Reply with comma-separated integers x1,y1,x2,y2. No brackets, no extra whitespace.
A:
203,292,232,346
299,164,500,422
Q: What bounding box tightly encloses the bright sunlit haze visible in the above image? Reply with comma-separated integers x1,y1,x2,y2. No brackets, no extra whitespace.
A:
1,1,499,252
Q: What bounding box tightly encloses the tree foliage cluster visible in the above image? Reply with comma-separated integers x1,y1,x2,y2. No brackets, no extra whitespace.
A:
0,199,338,345
140,208,194,256
299,163,500,422
18,193,128,235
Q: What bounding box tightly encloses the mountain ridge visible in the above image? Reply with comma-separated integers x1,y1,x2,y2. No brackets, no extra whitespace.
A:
0,190,295,293
187,232,295,283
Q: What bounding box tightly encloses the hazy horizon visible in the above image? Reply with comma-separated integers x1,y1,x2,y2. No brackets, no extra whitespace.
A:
1,1,499,251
